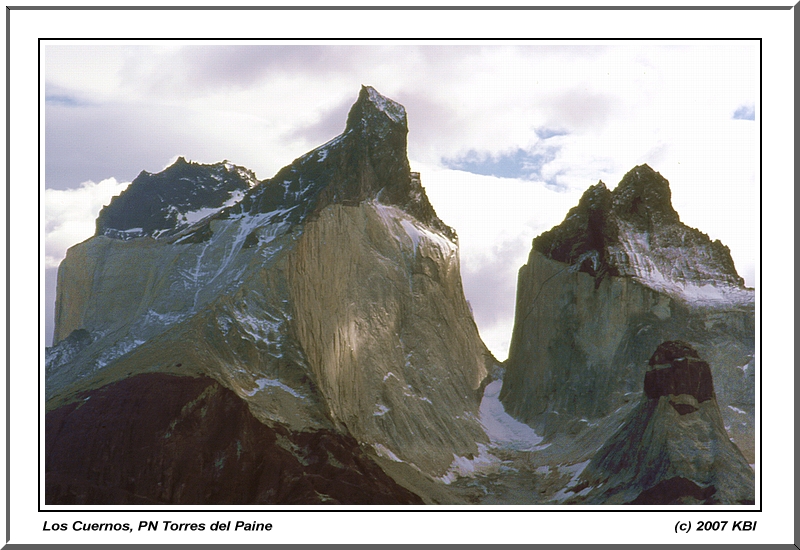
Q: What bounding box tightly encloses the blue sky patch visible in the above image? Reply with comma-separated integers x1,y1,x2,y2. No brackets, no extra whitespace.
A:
442,146,560,184
535,127,569,140
46,94,83,107
732,104,755,121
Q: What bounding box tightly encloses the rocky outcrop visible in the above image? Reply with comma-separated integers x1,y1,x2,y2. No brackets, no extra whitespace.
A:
568,342,754,504
529,165,746,292
501,165,755,463
46,373,422,504
95,157,258,240
46,86,493,503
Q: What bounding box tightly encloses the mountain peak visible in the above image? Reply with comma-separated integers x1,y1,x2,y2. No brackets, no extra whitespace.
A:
611,164,679,227
345,85,407,135
531,165,746,294
238,86,450,238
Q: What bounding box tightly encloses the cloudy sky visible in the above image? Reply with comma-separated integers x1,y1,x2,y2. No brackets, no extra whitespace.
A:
44,42,759,358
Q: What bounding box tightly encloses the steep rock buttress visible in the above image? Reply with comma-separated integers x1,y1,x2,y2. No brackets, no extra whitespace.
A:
46,87,494,503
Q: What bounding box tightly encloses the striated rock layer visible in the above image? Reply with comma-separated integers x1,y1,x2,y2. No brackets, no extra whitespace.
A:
46,87,494,503
501,165,755,463
569,342,754,504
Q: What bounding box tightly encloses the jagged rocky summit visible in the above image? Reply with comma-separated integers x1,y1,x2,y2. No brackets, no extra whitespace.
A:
46,86,495,504
530,165,745,293
95,157,259,240
568,341,754,504
501,165,755,464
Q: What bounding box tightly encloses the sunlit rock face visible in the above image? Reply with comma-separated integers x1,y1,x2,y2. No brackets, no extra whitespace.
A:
501,165,754,463
568,342,754,505
46,87,495,504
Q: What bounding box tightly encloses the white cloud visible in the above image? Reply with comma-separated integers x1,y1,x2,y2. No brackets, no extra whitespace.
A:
415,163,583,359
44,178,130,268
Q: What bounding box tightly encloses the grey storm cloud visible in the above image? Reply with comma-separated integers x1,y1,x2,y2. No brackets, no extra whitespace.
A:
397,91,462,140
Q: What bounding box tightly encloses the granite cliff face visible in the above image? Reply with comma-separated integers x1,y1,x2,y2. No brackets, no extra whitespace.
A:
567,342,754,504
46,87,494,503
501,165,755,463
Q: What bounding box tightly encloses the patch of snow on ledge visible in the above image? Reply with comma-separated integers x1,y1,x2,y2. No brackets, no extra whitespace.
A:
372,443,403,462
610,223,754,307
182,189,247,225
244,378,303,399
371,202,456,258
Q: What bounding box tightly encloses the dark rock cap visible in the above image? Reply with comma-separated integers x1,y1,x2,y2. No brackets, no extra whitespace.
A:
95,158,257,239
345,85,408,137
530,164,745,288
644,341,714,411
610,164,680,229
532,179,618,283
235,86,452,238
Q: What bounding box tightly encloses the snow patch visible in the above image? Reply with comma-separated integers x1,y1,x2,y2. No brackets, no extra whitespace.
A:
94,337,146,369
244,377,303,399
610,222,754,306
438,444,500,485
737,358,754,374
143,309,188,327
549,460,592,502
233,307,283,344
372,443,403,462
103,227,144,240
178,189,247,226
373,404,390,416
365,86,406,124
372,202,456,258
300,132,347,163
728,406,747,415
479,380,544,451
